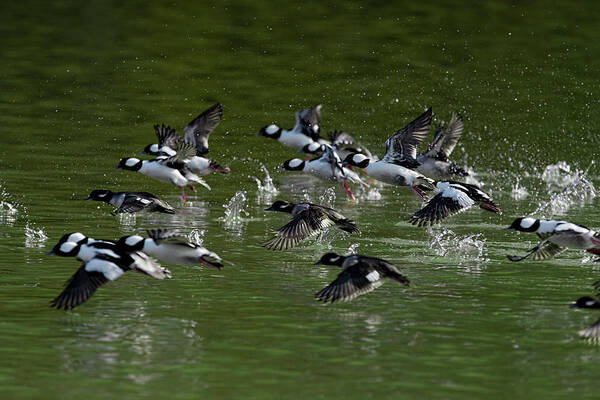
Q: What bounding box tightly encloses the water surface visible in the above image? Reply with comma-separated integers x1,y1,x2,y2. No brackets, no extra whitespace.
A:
2,1,600,399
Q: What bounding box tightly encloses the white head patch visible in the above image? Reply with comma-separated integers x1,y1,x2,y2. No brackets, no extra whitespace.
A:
289,159,303,169
352,154,368,164
329,256,340,263
125,235,145,247
150,144,159,152
306,143,321,152
520,217,537,229
59,242,78,253
266,124,279,135
68,232,86,242
312,124,319,132
125,158,140,167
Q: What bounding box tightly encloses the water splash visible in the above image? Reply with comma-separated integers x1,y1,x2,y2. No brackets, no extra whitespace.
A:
188,229,205,246
118,212,137,226
346,243,360,254
534,161,595,217
318,187,336,208
428,228,488,263
365,187,382,200
0,200,18,225
541,161,579,190
301,189,312,203
24,223,48,248
249,161,279,204
510,177,529,201
221,191,249,232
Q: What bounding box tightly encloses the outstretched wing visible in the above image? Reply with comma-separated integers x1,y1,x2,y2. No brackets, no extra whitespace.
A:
154,124,181,149
146,229,194,247
262,207,334,251
162,138,197,169
50,263,109,310
506,240,565,262
118,195,156,214
294,105,322,141
578,317,600,340
410,188,475,227
183,103,223,156
423,112,464,161
315,260,408,303
383,107,432,164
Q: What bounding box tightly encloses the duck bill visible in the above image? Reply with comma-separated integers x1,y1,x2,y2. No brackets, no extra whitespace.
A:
84,196,92,200
504,226,515,231
276,166,285,172
46,250,56,256
264,206,275,211
314,260,323,265
198,256,223,270
210,165,231,174
480,202,502,214
569,303,579,309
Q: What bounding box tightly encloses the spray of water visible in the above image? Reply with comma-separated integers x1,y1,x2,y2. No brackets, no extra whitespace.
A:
0,200,18,225
428,228,488,263
221,191,249,231
534,161,595,217
511,176,529,200
24,223,48,248
318,187,337,208
346,243,360,254
245,158,279,204
118,212,137,226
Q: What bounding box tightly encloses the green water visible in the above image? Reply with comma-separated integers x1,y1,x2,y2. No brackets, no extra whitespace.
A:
2,1,600,399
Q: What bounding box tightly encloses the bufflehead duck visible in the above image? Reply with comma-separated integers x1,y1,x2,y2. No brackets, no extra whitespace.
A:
48,232,113,252
342,108,435,199
279,144,368,200
147,123,230,176
314,253,409,303
256,105,328,151
117,229,226,270
416,112,469,179
301,130,375,162
50,252,170,310
505,218,600,261
570,281,600,339
140,103,223,157
47,239,121,261
409,181,501,226
263,200,359,250
86,189,176,214
116,140,210,202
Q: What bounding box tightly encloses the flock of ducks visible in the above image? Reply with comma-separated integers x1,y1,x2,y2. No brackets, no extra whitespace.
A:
47,103,600,339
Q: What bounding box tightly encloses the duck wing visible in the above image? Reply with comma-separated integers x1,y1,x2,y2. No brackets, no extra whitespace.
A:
315,258,408,303
382,107,432,165
50,259,118,310
423,112,464,161
410,185,475,226
154,124,181,149
183,103,223,156
263,207,335,251
506,240,565,262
